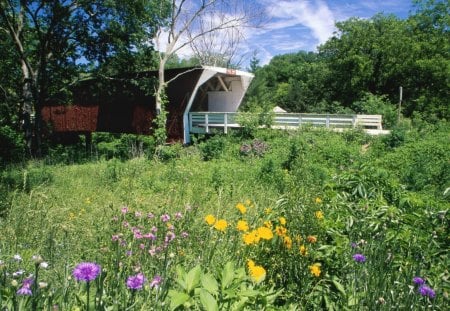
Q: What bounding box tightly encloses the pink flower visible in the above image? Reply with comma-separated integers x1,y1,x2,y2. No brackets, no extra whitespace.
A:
121,206,129,214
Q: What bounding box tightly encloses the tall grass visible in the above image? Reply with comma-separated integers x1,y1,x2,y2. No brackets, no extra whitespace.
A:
0,126,448,309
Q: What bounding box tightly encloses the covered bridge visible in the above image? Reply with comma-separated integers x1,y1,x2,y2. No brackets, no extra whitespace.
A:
41,66,254,144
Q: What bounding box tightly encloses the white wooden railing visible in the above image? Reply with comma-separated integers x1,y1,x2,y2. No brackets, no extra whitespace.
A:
189,112,383,134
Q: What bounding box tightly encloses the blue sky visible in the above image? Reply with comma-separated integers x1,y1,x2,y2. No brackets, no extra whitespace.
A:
244,0,415,65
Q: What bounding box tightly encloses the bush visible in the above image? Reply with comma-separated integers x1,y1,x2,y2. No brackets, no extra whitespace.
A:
0,125,25,165
199,135,226,161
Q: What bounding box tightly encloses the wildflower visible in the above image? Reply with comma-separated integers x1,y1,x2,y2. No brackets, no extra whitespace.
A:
144,233,156,240
275,226,287,237
350,242,358,248
263,220,272,228
352,254,366,263
147,212,155,219
0,260,4,268
205,214,216,225
121,206,129,214
135,211,142,218
243,230,260,245
309,263,321,277
299,245,308,256
214,219,228,231
236,220,249,232
236,203,247,214
39,282,48,289
32,255,44,264
418,285,436,298
174,212,183,219
40,262,49,269
181,231,189,238
17,277,33,296
284,236,293,249
72,262,101,282
165,232,176,243
247,261,266,283
11,279,18,287
13,254,22,262
12,270,25,277
315,211,324,220
69,212,76,220
265,208,272,214
257,226,274,240
150,275,162,289
307,235,317,243
126,250,133,256
247,259,255,269
315,197,322,204
126,273,146,290
413,277,425,285
279,217,287,225
160,214,170,222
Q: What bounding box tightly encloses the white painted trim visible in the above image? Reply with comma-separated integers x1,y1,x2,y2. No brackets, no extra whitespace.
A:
183,69,216,144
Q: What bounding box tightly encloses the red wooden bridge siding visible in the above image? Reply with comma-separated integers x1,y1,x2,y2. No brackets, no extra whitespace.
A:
41,67,203,142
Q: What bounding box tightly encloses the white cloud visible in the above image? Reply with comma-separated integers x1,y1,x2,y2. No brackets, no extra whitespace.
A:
262,0,336,44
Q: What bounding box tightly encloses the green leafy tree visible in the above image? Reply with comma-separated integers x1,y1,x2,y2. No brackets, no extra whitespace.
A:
0,0,164,155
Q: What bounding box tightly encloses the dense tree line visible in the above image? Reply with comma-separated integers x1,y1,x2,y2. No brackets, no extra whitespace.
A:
245,0,449,124
0,0,448,162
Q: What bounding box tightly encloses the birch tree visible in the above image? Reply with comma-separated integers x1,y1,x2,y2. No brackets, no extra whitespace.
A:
152,0,264,144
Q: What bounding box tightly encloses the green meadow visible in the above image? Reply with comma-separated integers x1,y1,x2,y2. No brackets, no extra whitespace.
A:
1,124,449,310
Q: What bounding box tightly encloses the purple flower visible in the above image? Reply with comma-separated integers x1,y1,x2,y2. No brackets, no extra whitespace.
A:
413,277,425,285
17,286,32,295
181,232,189,238
174,212,183,220
126,273,146,290
147,212,155,219
350,242,358,248
112,234,120,241
160,214,170,222
121,206,129,214
418,285,436,298
72,262,101,282
17,278,33,296
143,233,156,240
352,254,366,263
150,275,162,289
135,211,142,218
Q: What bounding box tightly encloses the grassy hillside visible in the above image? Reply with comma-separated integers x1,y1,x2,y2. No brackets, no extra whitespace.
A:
0,124,449,310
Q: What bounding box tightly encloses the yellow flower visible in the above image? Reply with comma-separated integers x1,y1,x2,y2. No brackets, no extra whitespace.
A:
315,211,324,220
236,220,249,232
243,230,260,245
283,236,293,249
279,217,287,225
69,212,76,220
214,219,228,231
257,226,273,240
307,235,317,243
236,203,247,214
263,221,272,229
309,263,321,277
315,197,322,204
264,208,272,214
205,214,216,226
247,259,255,269
275,226,287,237
247,261,266,283
299,245,308,256
245,199,252,206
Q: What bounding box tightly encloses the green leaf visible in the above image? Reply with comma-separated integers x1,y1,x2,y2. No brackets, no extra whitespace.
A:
221,261,235,289
201,272,219,295
168,290,190,311
332,277,346,297
238,289,260,297
175,266,187,291
199,289,219,311
186,265,202,293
